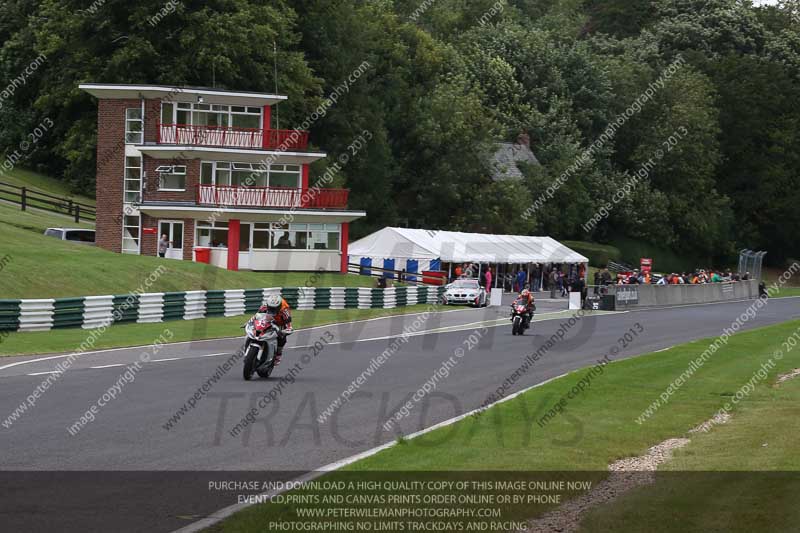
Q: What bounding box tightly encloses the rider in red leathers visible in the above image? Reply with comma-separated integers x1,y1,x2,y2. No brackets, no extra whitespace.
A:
517,288,535,324
256,294,293,365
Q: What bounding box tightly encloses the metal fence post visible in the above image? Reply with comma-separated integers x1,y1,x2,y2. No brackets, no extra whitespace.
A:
755,251,767,282
20,187,26,211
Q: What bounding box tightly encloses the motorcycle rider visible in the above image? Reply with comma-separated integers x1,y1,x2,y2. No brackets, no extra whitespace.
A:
256,294,293,365
515,288,535,327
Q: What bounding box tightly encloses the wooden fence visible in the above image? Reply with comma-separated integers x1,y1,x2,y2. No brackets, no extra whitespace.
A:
0,181,96,223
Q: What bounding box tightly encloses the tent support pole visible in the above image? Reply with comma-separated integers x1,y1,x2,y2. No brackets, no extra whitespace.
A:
448,262,452,280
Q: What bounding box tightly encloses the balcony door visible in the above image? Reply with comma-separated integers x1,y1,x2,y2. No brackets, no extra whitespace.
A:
159,220,184,260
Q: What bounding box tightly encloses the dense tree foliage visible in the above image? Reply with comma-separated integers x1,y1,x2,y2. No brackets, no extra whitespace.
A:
1,0,797,264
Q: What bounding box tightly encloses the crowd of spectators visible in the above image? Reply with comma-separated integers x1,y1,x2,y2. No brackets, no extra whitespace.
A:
447,262,586,298
597,268,751,286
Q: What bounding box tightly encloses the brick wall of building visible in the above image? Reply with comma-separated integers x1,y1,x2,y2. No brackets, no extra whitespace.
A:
141,214,159,257
142,156,200,203
144,98,161,143
140,214,196,261
96,98,141,253
182,219,195,261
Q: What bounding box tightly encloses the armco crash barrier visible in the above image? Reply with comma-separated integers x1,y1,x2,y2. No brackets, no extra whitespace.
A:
0,286,445,333
609,280,758,310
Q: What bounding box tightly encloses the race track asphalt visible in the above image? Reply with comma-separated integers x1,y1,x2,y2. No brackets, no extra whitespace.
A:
1,295,798,532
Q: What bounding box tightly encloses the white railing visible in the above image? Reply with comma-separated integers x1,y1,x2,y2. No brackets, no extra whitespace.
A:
198,185,303,208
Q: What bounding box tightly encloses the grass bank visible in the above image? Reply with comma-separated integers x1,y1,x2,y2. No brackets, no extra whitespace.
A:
0,168,95,206
0,215,377,298
208,319,800,532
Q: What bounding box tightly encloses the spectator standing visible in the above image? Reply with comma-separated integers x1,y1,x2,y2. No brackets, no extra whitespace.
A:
516,269,527,294
573,276,586,307
600,268,612,286
485,269,493,295
559,271,568,297
550,269,558,298
158,234,171,258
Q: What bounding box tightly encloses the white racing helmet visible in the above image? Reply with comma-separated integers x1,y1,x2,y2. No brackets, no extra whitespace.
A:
264,294,282,312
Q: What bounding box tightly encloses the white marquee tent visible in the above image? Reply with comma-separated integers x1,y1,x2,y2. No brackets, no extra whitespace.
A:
349,227,589,284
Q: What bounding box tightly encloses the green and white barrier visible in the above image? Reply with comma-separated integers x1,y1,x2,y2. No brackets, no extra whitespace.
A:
0,285,446,332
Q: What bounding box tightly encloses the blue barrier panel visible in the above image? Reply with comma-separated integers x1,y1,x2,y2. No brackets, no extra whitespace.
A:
383,258,395,279
359,257,372,276
406,259,418,282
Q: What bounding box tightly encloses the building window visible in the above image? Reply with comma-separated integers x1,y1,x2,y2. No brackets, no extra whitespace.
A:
196,223,340,252
125,108,143,144
269,165,301,188
199,161,300,188
161,102,174,124
252,223,271,249
249,223,340,251
156,165,187,191
200,162,214,185
163,102,262,129
309,223,341,250
122,215,141,254
196,221,229,248
273,223,307,249
124,156,142,203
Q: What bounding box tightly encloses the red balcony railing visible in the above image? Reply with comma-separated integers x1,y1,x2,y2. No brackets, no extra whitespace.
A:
157,124,310,150
197,185,349,209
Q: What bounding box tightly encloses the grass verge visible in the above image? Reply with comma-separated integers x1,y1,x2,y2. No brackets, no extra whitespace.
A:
581,344,800,531
774,287,800,298
207,319,800,533
0,219,378,298
0,305,433,356
0,201,94,234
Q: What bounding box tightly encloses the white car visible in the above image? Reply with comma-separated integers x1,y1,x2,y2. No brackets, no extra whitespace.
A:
43,227,96,245
443,279,488,307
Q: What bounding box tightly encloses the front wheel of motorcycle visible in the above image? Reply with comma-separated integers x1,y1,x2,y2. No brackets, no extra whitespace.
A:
243,345,259,380
257,364,274,379
512,316,521,335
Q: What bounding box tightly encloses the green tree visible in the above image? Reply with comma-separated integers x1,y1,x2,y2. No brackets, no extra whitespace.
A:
1,0,319,192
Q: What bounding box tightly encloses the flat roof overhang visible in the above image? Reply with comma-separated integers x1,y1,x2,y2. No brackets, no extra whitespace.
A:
79,83,286,106
138,203,366,223
135,145,326,165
